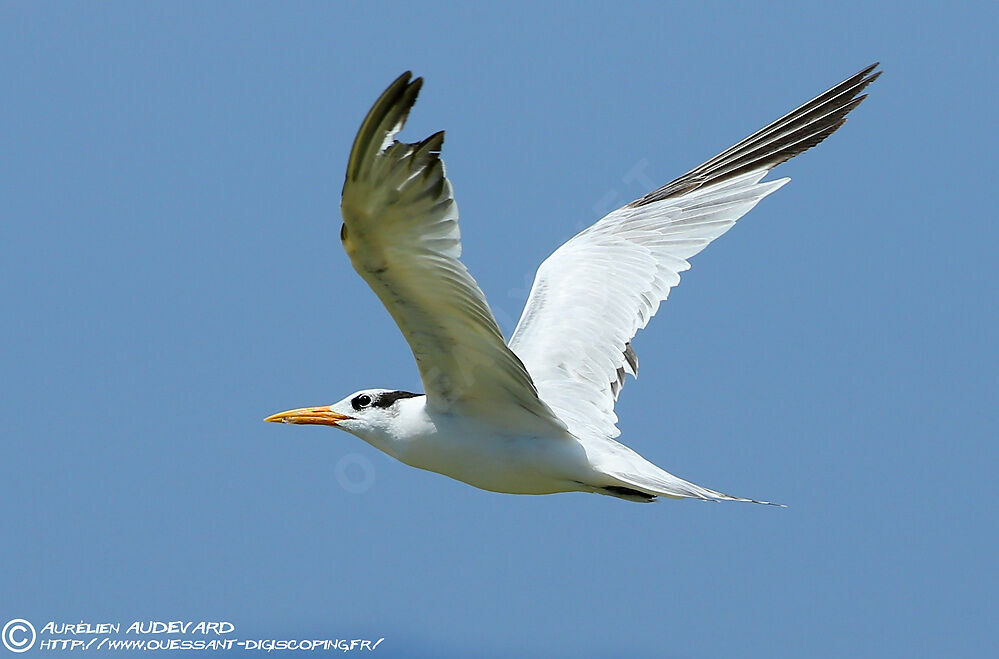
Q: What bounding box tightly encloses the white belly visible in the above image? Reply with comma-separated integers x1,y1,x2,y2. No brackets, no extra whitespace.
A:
396,415,596,495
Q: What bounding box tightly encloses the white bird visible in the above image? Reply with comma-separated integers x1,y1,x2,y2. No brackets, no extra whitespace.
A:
266,64,880,503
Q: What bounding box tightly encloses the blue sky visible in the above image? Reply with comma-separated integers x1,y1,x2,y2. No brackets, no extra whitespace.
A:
1,2,996,657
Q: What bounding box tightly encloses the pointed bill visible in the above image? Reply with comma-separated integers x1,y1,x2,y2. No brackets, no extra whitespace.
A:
264,407,353,426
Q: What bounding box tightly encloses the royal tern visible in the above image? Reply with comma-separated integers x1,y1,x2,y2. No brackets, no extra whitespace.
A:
266,64,880,503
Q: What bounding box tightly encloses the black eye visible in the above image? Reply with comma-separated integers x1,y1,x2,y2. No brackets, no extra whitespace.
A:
351,394,372,410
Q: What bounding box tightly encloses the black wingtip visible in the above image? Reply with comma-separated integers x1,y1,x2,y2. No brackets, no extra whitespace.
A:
418,130,446,152
853,64,882,93
346,71,426,182
390,70,421,92
411,130,446,165
408,75,424,97
628,64,882,206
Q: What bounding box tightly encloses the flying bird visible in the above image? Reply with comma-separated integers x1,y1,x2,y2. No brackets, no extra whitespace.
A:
266,64,880,503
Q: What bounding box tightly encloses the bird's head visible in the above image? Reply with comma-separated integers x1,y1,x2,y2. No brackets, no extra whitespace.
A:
264,389,424,452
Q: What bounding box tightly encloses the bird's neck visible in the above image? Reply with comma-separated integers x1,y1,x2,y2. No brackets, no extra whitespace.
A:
356,395,436,461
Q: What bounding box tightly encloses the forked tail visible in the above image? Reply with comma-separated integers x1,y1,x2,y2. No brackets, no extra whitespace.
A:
594,439,784,505
606,470,784,506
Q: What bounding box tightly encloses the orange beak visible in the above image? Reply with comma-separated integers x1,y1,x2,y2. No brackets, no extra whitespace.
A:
264,406,353,426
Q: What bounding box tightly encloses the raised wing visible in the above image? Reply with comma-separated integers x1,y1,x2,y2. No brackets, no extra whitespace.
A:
510,64,880,438
340,72,564,432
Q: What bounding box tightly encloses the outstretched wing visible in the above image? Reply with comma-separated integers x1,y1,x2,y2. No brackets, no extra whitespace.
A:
510,64,880,438
340,72,564,432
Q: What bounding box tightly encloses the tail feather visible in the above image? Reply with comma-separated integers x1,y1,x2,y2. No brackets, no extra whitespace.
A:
592,438,785,505
612,470,785,506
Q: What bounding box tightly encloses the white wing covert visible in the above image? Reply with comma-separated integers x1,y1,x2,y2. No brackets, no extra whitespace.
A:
510,64,881,439
341,72,564,432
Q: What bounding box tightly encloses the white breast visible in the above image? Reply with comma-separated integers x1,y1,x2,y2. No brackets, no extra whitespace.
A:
391,400,594,495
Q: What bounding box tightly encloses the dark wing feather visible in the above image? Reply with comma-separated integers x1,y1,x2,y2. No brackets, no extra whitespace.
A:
340,72,565,433
631,63,881,206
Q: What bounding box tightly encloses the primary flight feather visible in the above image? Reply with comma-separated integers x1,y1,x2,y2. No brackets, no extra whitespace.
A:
266,64,880,503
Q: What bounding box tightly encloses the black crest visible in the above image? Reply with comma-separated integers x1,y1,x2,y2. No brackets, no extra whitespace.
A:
371,390,421,409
